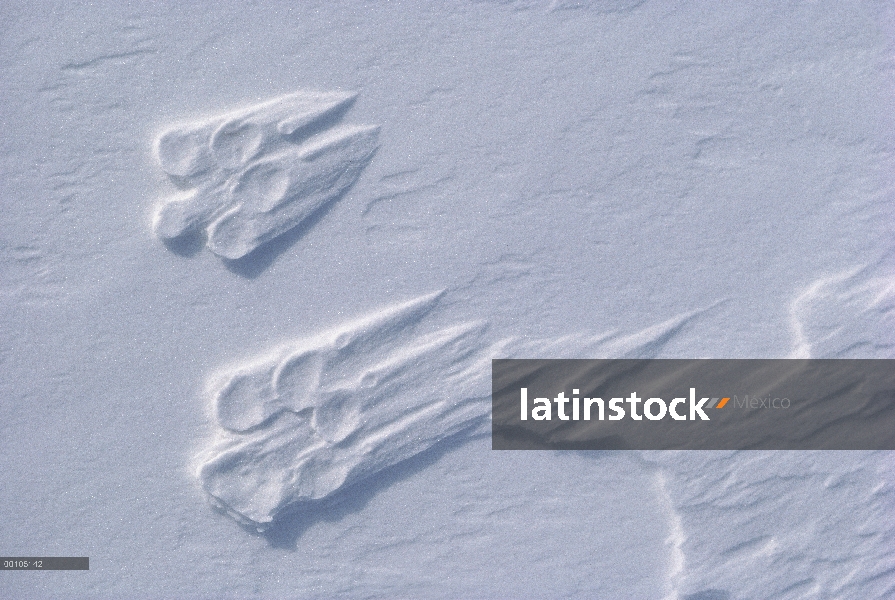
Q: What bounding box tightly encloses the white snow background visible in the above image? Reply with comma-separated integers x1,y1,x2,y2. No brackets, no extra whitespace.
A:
1,1,894,598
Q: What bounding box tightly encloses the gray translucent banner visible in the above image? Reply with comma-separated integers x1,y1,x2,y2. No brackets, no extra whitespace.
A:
491,359,895,450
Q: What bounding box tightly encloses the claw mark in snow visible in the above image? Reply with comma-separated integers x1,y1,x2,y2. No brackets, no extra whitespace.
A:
195,292,714,531
152,91,379,260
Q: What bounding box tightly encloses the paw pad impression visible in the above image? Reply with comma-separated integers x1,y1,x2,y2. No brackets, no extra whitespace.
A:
153,91,379,260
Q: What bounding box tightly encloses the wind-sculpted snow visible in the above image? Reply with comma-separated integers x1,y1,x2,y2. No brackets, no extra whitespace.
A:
791,266,895,358
196,291,711,530
548,0,648,13
641,451,895,600
152,91,379,260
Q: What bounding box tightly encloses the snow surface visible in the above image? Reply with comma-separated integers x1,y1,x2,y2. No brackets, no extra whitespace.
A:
1,0,893,598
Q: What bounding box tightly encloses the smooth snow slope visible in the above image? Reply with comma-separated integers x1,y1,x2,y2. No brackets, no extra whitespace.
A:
1,1,893,599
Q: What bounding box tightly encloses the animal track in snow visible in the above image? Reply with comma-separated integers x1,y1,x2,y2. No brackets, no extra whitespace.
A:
152,91,379,260
196,291,493,529
195,291,711,530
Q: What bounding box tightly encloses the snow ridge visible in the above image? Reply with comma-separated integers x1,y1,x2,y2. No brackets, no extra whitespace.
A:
790,265,895,358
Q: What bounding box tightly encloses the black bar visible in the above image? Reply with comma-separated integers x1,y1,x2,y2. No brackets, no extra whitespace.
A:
0,557,89,570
